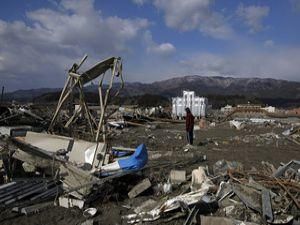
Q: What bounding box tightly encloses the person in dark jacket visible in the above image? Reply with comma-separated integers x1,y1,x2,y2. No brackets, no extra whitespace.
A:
185,107,194,145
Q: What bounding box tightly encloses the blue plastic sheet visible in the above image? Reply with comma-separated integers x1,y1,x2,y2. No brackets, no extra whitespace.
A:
118,144,148,171
111,149,131,158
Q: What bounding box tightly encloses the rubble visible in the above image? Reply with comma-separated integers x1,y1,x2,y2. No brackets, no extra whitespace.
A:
0,118,299,225
200,216,259,225
12,201,53,216
191,166,213,192
83,208,97,218
133,199,157,214
282,126,300,145
58,196,85,209
123,186,214,223
169,170,186,184
230,120,245,130
0,58,300,225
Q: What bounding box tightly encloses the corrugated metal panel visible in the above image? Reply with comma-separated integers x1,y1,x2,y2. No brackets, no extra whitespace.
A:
0,179,61,207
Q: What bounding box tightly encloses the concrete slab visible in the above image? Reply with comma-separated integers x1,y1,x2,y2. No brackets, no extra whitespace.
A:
170,170,186,184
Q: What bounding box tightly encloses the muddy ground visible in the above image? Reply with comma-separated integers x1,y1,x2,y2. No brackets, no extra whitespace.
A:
0,120,299,225
111,121,299,169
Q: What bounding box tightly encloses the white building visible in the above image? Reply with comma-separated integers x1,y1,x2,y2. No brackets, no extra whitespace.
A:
220,105,233,113
172,91,208,119
262,106,276,113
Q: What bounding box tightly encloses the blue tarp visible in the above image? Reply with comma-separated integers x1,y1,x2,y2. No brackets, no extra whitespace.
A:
118,144,148,171
111,149,131,158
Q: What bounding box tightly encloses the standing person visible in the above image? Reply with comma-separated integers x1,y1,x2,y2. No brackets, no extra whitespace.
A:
185,107,194,145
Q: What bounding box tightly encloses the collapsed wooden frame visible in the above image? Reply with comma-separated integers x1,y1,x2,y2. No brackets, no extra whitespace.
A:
48,55,123,166
48,55,123,140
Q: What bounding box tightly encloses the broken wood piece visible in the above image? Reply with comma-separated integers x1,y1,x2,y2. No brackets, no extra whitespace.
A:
183,205,199,225
286,137,300,146
59,163,99,197
128,178,151,199
112,146,135,152
12,201,53,215
274,177,300,209
125,121,147,127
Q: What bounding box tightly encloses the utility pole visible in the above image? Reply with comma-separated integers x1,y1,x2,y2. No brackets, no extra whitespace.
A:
0,86,4,105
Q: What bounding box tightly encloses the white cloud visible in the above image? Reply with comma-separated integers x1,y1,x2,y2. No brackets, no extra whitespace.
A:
149,43,176,55
179,47,300,81
26,2,149,53
236,4,269,33
0,0,149,90
153,0,234,39
180,53,226,75
132,0,148,5
264,39,274,47
144,30,176,56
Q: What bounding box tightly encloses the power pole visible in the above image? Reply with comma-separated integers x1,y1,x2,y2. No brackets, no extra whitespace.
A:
0,86,4,105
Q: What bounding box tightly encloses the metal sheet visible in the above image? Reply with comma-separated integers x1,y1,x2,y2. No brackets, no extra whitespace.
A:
262,189,273,222
232,183,261,213
80,57,117,84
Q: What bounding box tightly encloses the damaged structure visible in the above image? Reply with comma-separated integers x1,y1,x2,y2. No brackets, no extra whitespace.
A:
0,55,149,219
0,57,299,225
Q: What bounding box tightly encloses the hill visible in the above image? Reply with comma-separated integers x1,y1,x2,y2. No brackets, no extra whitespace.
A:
3,75,300,108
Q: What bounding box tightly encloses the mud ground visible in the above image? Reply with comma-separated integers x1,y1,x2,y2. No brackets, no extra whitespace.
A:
1,121,299,225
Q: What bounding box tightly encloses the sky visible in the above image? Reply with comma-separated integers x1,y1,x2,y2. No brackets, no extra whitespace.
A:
1,0,300,91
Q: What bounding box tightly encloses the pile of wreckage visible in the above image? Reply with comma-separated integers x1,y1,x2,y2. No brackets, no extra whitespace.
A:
282,126,300,146
121,159,300,225
107,106,174,130
0,104,46,127
0,138,300,225
228,118,300,147
0,56,148,219
0,55,299,225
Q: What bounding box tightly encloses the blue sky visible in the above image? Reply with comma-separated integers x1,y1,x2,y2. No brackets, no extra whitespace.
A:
1,0,300,91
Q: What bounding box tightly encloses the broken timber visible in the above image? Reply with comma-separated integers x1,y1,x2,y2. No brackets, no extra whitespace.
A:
128,178,151,199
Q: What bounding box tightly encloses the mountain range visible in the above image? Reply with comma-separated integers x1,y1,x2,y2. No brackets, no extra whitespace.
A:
119,75,300,99
3,75,300,107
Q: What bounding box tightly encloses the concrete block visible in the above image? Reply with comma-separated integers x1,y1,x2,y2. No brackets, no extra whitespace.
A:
128,178,151,199
59,196,84,209
170,170,186,184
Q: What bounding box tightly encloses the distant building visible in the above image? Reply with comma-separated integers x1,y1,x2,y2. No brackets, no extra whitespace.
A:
220,105,233,113
287,107,300,115
236,104,261,109
172,91,208,119
219,103,277,117
236,104,276,113
262,106,276,113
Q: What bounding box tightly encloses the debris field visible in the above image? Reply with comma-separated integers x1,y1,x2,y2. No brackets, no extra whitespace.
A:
0,55,299,225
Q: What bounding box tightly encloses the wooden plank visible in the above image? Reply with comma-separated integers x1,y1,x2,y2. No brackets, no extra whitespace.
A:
128,178,151,199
